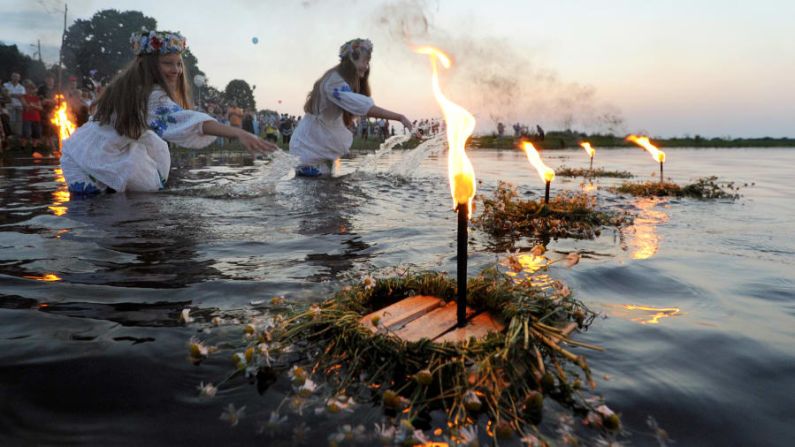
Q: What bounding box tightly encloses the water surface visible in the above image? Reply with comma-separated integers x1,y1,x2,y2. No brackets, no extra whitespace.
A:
1,147,793,445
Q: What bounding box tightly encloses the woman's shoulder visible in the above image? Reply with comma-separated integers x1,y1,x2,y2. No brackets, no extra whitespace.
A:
323,70,349,87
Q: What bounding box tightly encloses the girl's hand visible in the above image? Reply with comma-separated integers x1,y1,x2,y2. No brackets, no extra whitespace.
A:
400,115,413,131
237,130,278,156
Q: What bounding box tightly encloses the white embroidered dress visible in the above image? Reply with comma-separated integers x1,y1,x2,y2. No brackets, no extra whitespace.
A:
60,86,216,193
289,71,374,169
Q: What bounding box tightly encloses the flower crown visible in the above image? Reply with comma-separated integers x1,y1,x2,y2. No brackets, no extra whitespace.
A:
339,38,373,61
130,30,187,56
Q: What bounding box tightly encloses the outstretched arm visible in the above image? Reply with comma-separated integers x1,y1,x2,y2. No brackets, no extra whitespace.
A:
367,105,413,131
202,120,278,156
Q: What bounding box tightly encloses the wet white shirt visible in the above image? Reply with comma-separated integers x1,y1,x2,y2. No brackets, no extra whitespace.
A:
60,86,216,193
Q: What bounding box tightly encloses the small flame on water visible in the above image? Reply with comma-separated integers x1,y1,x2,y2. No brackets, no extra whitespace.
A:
415,46,476,218
520,141,555,184
627,135,665,163
24,273,62,282
51,94,76,149
580,142,596,158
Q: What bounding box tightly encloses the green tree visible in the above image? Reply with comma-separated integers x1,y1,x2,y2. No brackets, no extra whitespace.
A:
224,79,256,110
0,43,49,82
62,9,157,82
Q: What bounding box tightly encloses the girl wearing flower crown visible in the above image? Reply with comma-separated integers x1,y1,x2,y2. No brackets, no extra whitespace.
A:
289,38,413,176
60,30,277,194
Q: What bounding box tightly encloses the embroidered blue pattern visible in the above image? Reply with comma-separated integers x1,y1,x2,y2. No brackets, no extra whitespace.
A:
295,165,323,177
68,181,102,195
332,84,352,101
148,104,181,137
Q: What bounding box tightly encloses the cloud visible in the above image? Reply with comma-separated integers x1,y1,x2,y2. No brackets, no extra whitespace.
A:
370,0,624,134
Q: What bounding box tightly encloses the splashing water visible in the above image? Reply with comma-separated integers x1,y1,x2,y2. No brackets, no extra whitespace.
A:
354,134,412,173
180,150,300,198
389,133,447,178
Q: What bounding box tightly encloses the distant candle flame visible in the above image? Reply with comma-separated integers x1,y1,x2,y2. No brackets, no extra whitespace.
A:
415,46,476,218
520,141,555,184
627,135,665,163
580,142,596,158
50,94,76,149
24,273,62,282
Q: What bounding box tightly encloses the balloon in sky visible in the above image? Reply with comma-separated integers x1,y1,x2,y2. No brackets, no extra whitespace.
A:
252,36,259,45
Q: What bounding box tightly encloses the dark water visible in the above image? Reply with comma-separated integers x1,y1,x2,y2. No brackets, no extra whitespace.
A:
1,147,793,445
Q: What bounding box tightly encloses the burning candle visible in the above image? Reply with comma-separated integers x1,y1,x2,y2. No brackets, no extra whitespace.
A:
580,142,596,172
416,47,476,327
520,142,555,204
626,135,666,182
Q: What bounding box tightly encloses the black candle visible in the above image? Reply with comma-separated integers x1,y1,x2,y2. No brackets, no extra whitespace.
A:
544,181,551,204
456,202,468,328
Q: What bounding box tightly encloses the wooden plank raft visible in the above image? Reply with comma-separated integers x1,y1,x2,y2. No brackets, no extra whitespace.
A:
360,295,505,343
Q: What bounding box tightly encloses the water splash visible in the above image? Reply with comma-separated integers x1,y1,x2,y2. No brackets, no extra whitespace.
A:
388,133,447,178
178,150,300,198
354,134,412,174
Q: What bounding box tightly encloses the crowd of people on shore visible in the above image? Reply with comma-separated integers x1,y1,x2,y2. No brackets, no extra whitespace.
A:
1,72,95,151
494,121,546,141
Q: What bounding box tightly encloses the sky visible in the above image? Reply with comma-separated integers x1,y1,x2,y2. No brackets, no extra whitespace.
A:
2,0,794,138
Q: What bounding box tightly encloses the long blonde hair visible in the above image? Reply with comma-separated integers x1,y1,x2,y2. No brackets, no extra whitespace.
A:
93,53,192,139
303,54,371,127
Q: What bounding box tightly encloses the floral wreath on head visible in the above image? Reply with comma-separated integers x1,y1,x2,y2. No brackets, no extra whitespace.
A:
130,30,187,56
339,38,373,62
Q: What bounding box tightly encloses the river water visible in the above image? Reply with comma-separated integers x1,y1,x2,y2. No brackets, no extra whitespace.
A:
1,147,793,446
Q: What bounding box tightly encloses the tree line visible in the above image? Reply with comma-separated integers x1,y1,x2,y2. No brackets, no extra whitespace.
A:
1,9,256,110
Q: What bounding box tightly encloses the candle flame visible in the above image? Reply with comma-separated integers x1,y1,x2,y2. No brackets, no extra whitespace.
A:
580,142,596,157
627,135,665,163
24,273,62,282
415,46,476,217
520,141,555,184
50,94,76,149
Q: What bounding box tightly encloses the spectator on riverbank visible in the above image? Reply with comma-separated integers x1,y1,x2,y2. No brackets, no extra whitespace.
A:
20,80,43,148
38,75,57,149
3,73,25,137
227,102,243,129
279,114,293,144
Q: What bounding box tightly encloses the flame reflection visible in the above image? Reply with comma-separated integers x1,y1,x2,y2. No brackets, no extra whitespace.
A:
48,167,70,217
628,198,668,260
503,254,554,288
623,304,681,325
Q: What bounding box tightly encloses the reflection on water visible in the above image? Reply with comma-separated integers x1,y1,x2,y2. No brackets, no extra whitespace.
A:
504,253,555,289
623,304,682,325
628,197,669,260
48,168,70,217
580,180,598,194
